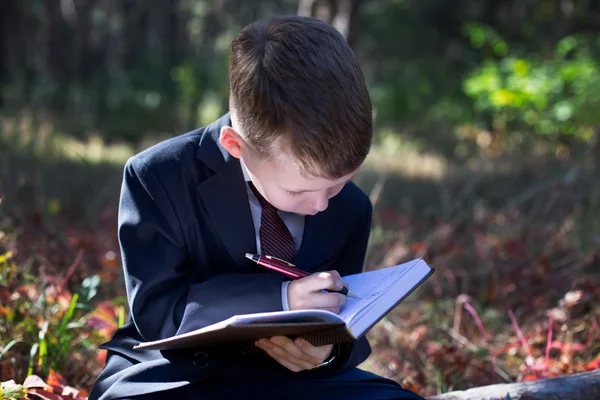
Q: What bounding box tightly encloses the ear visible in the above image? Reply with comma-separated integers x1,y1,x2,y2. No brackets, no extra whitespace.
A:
219,126,243,159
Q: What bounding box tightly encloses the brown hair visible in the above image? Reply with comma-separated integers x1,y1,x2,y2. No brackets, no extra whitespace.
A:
229,15,372,179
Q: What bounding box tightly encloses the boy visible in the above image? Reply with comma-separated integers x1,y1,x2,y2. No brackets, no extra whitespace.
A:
89,15,425,400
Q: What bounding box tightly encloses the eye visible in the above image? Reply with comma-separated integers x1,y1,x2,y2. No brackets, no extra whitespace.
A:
286,190,304,197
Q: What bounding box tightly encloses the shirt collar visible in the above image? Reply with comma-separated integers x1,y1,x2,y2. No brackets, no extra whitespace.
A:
240,158,251,182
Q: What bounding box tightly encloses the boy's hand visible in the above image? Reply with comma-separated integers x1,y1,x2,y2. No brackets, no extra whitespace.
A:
255,336,333,372
287,271,347,313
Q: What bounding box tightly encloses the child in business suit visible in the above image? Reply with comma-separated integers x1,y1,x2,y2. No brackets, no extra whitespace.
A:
89,15,425,400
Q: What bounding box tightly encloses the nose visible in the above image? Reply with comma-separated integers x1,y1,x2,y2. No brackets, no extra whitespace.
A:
313,195,328,212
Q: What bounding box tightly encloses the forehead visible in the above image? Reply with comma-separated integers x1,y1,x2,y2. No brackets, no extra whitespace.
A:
268,151,354,189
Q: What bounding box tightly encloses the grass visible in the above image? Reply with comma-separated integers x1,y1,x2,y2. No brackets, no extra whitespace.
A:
0,115,599,397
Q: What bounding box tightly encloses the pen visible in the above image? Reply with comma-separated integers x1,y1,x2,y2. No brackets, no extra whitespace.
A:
245,253,360,298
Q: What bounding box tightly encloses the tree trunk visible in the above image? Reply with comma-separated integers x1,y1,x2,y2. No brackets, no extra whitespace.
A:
297,0,358,41
427,370,600,400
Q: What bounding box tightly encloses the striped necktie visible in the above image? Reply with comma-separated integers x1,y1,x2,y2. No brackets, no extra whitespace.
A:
248,181,296,262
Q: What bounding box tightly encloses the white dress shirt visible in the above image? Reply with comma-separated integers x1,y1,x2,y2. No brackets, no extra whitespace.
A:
240,159,304,311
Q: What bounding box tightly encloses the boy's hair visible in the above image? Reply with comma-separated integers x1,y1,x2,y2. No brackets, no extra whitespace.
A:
229,15,372,179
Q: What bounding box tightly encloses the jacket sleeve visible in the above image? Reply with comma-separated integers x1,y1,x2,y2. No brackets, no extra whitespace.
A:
118,158,284,342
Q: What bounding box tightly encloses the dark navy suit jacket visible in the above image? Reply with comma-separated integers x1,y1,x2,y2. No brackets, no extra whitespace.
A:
89,114,373,400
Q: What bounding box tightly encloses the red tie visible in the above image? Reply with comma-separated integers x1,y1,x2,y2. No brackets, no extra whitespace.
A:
248,182,296,262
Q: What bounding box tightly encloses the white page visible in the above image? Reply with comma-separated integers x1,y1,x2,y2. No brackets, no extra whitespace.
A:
338,259,430,336
231,309,344,325
338,259,420,322
348,261,430,337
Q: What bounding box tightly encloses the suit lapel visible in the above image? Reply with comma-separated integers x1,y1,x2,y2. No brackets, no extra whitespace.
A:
196,158,257,270
195,114,257,270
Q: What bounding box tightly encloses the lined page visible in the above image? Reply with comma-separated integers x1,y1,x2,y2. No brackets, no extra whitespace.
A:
338,259,431,336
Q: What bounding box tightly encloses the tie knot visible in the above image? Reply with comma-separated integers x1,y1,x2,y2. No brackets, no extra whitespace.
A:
248,181,275,210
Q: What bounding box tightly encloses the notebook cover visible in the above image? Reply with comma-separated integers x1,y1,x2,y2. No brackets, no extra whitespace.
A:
133,321,349,350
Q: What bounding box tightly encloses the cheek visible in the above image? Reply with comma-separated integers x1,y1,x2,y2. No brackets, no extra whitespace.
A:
328,184,345,199
267,191,305,212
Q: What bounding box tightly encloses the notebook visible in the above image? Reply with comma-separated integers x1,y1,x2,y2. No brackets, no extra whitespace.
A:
133,258,434,350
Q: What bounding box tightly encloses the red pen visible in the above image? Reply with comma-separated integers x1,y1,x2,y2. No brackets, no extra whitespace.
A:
245,253,360,298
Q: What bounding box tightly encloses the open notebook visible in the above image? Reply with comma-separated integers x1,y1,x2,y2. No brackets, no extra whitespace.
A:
133,258,434,350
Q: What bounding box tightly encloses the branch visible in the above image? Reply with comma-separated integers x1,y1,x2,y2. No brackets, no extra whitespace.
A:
427,370,600,400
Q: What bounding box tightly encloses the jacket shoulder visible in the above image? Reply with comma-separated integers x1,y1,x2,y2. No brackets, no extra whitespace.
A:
127,128,205,174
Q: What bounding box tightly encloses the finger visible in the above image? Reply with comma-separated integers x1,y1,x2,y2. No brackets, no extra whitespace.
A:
295,338,333,361
328,271,351,292
261,341,317,370
305,271,344,292
269,336,304,359
265,339,319,369
270,337,323,364
327,270,343,281
261,346,304,372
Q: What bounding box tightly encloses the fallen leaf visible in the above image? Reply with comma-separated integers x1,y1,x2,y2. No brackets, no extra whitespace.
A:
46,370,67,392
585,353,600,370
27,388,64,400
22,375,51,390
521,374,540,382
96,349,108,366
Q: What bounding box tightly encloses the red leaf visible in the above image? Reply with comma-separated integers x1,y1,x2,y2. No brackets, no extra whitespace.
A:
101,250,118,269
0,285,10,302
93,301,120,321
503,239,526,257
97,349,108,366
46,369,67,392
521,374,540,382
16,284,40,301
27,388,64,400
585,353,600,371
410,242,428,256
86,301,120,338
85,316,113,331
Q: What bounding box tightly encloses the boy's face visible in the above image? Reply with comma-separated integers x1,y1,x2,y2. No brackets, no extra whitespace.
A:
220,126,357,216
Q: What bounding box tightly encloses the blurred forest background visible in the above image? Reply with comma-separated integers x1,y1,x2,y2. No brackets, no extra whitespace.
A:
0,0,599,399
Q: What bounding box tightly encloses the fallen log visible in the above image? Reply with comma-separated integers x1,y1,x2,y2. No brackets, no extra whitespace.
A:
427,370,600,400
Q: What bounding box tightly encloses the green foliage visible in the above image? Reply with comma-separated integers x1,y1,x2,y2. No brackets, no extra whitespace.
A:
0,191,125,389
0,380,27,399
463,22,509,57
3,0,600,157
464,32,600,143
0,247,106,379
